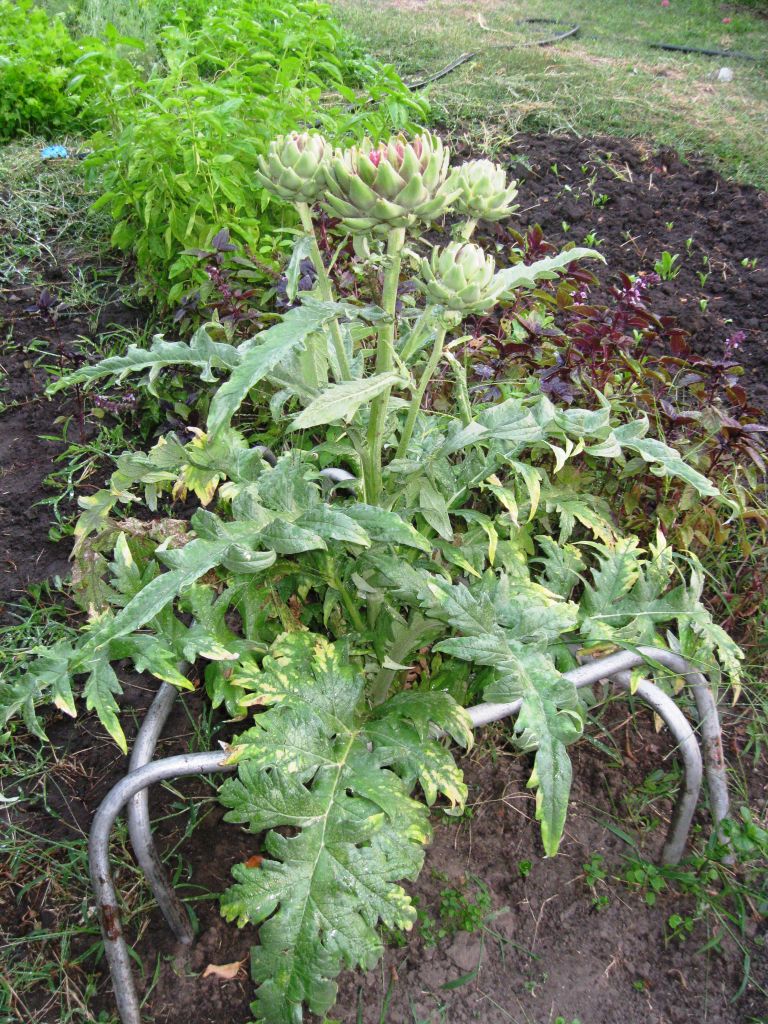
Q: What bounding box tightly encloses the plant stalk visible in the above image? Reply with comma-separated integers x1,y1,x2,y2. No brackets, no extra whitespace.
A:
296,202,352,381
395,323,448,460
365,225,406,503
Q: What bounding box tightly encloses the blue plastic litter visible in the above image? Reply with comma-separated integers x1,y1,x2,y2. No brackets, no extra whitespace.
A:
41,145,70,160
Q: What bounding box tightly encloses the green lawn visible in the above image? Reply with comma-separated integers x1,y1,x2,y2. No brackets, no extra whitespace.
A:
335,0,768,189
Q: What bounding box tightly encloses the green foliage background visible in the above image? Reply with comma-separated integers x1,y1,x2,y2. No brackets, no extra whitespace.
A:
2,0,427,305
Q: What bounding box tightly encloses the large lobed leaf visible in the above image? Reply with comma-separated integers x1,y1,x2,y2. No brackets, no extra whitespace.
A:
220,633,471,1023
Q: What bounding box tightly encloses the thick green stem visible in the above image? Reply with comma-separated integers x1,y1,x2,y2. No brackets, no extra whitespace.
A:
395,324,448,460
326,569,366,633
296,202,352,381
365,226,406,504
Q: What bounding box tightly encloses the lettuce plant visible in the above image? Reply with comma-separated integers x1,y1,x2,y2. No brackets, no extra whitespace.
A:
10,133,742,1022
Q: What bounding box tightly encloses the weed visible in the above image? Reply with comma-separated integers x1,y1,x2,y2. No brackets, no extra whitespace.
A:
583,852,607,889
438,876,492,936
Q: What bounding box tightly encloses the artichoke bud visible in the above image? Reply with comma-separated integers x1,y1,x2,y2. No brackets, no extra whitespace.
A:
419,242,504,314
449,159,518,222
255,133,329,204
322,132,458,232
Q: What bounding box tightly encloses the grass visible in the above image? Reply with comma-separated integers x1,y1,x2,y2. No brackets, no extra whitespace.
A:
333,0,768,189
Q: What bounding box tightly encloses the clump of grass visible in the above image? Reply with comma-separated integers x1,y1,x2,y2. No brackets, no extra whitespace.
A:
0,141,110,288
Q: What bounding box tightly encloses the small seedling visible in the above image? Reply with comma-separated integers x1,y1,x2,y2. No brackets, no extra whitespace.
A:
561,220,571,233
685,237,694,253
697,270,710,286
666,912,694,942
699,298,709,313
583,853,607,888
592,192,610,208
740,256,757,269
623,858,667,907
654,251,681,280
518,860,533,879
583,231,603,247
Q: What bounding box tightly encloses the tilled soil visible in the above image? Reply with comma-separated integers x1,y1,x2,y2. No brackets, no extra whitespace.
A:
1,131,767,1024
478,133,768,406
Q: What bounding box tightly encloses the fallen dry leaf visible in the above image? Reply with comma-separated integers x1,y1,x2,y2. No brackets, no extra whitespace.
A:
244,854,263,869
202,960,245,981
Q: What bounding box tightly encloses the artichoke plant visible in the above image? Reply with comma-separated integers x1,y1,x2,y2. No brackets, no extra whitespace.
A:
255,132,330,203
322,132,457,232
449,158,518,222
419,241,505,313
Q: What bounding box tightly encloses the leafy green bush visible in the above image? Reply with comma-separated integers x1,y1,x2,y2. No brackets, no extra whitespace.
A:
88,0,428,308
0,0,128,141
10,132,741,1022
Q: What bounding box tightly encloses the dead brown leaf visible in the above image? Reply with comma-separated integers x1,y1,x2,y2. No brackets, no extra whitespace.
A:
202,960,245,981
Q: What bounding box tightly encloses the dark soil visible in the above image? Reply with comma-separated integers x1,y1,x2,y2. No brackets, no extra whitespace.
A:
2,131,767,1024
0,286,142,623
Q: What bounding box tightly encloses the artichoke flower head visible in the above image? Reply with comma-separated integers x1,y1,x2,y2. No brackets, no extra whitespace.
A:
419,241,505,314
449,158,519,222
255,132,330,204
323,132,458,232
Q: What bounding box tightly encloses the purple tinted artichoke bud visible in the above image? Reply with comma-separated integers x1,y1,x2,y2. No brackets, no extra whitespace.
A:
322,133,458,232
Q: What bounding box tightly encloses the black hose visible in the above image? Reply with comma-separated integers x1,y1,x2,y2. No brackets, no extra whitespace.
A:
649,42,761,61
406,18,580,90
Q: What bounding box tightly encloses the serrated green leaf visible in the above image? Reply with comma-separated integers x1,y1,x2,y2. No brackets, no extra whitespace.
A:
520,695,573,857
291,372,404,431
344,505,432,553
82,654,127,752
612,424,719,498
495,248,603,294
297,507,371,548
47,327,240,395
208,302,346,435
419,480,452,540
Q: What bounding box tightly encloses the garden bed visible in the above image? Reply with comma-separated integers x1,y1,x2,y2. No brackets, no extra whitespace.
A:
1,131,766,1024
